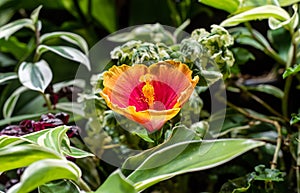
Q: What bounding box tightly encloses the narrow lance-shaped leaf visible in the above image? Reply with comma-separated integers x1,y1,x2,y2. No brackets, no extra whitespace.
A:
268,4,299,31
37,45,91,71
279,0,300,6
30,5,43,24
95,169,137,193
18,60,53,93
246,84,284,99
0,18,34,40
40,32,89,54
37,126,70,154
220,5,290,27
0,144,62,172
199,0,239,13
7,159,81,193
0,72,18,84
126,139,265,191
3,86,28,118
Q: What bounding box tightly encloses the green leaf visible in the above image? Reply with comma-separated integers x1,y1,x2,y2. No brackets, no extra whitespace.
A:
91,0,117,33
279,0,300,6
3,86,28,118
199,0,239,13
36,126,70,154
0,136,28,148
30,5,43,24
0,144,62,172
220,5,290,27
0,18,34,40
63,146,94,158
39,180,81,193
52,79,85,92
37,45,91,71
246,84,284,99
283,63,300,78
0,113,43,126
40,32,89,54
0,37,29,60
0,72,17,84
232,47,255,65
22,126,93,158
56,102,85,117
7,159,81,193
95,169,137,193
252,165,284,182
18,60,53,93
126,139,265,191
229,27,282,62
123,126,197,171
268,4,298,30
290,113,300,125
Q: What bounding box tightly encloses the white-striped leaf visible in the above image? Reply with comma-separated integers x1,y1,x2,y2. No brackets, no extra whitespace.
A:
37,45,91,71
18,60,53,93
40,32,89,54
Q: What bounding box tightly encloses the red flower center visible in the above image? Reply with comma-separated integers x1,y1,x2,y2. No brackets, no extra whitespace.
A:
129,80,178,112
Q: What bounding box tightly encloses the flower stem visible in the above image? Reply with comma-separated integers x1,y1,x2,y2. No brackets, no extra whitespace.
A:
297,129,300,193
238,85,288,122
224,99,282,169
282,75,293,118
244,22,285,65
42,93,52,110
78,178,92,192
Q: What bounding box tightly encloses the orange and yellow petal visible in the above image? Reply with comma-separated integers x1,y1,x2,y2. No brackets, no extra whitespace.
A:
100,60,199,132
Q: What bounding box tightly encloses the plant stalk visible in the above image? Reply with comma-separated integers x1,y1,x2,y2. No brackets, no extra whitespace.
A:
42,93,52,110
297,129,300,193
225,100,282,169
78,178,92,192
282,75,293,118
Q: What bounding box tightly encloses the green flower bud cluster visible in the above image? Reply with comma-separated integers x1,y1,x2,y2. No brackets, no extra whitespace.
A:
190,25,235,78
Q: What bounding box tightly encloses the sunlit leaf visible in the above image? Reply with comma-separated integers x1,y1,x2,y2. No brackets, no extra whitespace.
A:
37,45,91,71
0,18,34,40
0,72,17,84
0,144,62,172
279,0,300,6
125,138,265,191
7,159,81,193
0,136,28,148
123,126,197,171
40,32,89,54
3,86,28,118
63,146,94,158
18,60,53,93
283,63,300,78
199,0,239,13
30,5,43,24
290,113,300,125
36,126,70,154
95,169,136,193
268,4,298,30
220,5,290,27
